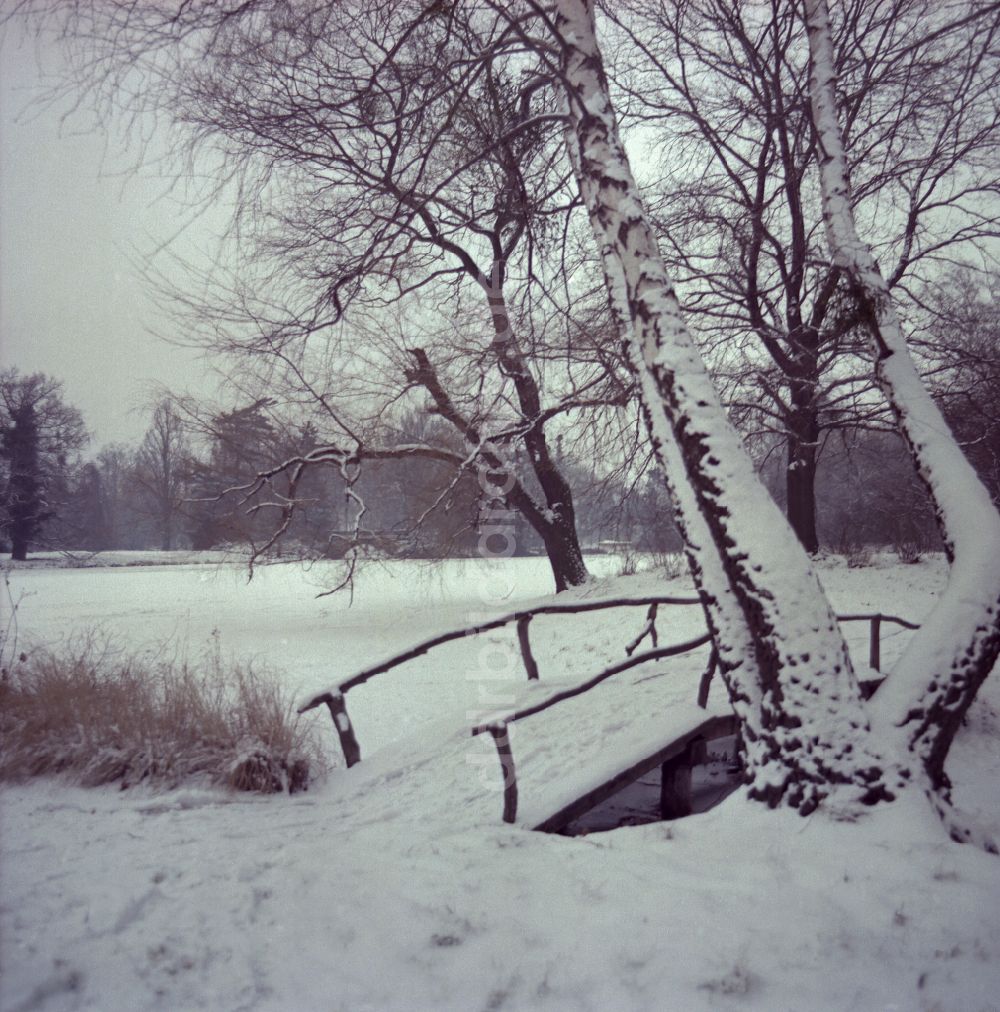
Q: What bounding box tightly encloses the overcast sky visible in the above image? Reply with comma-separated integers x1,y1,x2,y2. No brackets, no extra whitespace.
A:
0,27,665,456
0,32,220,449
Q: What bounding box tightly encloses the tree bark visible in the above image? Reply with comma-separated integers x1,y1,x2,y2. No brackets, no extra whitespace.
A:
534,509,590,592
805,0,1000,805
405,348,588,591
481,266,589,589
786,368,820,555
555,0,896,814
485,462,588,592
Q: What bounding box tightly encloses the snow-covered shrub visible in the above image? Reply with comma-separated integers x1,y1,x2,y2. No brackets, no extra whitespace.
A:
0,636,327,792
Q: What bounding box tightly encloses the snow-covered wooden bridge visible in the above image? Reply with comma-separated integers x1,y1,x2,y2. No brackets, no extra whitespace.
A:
299,598,917,832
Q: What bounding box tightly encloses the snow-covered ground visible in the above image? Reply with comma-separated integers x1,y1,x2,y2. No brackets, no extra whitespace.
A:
2,553,999,1011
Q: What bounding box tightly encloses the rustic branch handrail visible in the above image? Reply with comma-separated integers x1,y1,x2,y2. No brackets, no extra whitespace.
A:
298,595,701,710
306,692,363,768
471,633,713,737
625,602,659,656
473,612,919,740
301,601,918,774
488,724,518,823
836,612,920,670
835,613,919,626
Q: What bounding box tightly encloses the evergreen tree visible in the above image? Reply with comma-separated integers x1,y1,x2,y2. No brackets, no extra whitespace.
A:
0,370,87,560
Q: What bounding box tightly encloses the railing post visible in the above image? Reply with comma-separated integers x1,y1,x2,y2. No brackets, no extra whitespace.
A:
517,615,540,680
488,723,518,823
320,692,362,768
869,614,882,672
696,647,718,709
661,737,706,819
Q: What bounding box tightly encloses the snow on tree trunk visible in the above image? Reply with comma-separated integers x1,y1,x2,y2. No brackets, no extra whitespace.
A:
538,515,590,592
554,0,898,813
804,0,1000,802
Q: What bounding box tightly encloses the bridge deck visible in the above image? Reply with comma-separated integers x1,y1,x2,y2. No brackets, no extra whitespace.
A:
462,654,734,829
510,683,734,831
527,711,737,832
315,655,732,834
304,600,912,832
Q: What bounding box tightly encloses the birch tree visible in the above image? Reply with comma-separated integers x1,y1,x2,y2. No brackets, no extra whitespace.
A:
542,0,896,815
537,0,1000,839
804,0,1000,845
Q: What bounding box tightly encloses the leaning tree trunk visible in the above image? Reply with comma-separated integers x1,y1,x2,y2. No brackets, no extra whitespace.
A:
483,276,589,590
786,337,821,555
505,479,589,592
805,0,1000,846
535,502,588,591
405,348,588,593
554,0,899,814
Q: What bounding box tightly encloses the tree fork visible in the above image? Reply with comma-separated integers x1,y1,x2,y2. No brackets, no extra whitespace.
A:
554,0,896,813
805,0,1000,801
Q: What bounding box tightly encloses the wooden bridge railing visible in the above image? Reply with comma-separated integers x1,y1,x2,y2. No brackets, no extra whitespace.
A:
298,595,701,766
473,611,920,824
837,613,919,671
299,599,919,776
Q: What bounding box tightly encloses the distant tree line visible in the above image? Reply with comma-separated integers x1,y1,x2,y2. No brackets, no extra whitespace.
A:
4,276,999,565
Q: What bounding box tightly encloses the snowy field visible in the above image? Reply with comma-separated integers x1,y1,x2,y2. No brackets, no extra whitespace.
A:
3,553,1000,1011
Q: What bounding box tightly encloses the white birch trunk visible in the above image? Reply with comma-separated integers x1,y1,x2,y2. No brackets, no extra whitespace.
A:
554,0,897,813
804,0,1000,838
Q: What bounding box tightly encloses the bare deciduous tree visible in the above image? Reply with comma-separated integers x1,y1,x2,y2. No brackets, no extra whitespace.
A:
916,269,1000,504
516,0,1000,836
602,0,1000,552
544,0,893,815
13,0,608,590
134,400,191,551
804,0,1000,846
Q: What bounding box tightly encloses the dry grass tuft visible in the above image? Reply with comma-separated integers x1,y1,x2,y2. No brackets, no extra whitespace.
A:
0,636,328,793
